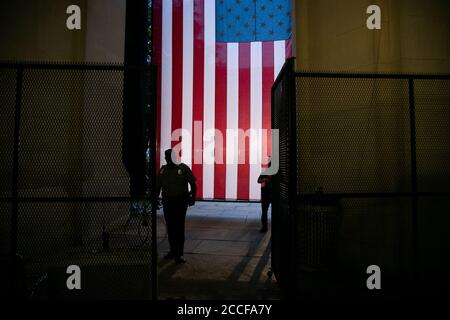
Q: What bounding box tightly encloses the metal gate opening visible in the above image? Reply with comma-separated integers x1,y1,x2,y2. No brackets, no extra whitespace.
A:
156,200,278,300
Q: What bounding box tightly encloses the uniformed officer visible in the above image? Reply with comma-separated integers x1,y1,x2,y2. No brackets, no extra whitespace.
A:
156,149,197,264
257,161,272,233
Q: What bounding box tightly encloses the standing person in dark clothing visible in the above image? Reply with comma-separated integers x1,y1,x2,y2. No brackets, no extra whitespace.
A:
257,161,272,233
156,149,197,264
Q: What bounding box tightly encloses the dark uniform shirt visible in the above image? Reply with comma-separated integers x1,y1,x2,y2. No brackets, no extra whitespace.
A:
157,163,196,199
258,170,272,200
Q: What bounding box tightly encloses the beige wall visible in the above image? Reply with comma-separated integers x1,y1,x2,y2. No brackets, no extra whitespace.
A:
0,0,87,62
294,0,450,73
85,0,126,63
0,0,126,63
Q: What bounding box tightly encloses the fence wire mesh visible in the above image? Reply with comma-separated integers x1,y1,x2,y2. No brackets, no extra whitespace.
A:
0,68,16,198
0,64,157,300
295,77,412,194
415,79,450,193
272,63,450,298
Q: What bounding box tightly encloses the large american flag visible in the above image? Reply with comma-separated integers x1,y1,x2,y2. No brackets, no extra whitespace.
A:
153,0,292,200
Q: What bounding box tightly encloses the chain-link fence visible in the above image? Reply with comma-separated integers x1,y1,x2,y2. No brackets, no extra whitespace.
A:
0,63,158,300
272,59,450,298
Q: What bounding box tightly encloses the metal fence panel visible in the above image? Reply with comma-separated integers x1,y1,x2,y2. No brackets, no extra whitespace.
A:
271,59,296,296
0,64,157,300
18,69,128,198
18,201,153,299
295,77,411,194
415,79,450,292
272,64,450,298
0,68,16,199
415,79,450,193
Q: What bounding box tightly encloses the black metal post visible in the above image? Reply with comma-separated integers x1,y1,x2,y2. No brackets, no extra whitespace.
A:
148,0,158,301
123,0,150,198
150,65,158,300
288,58,299,299
124,0,155,299
286,58,297,298
408,77,419,282
11,67,23,297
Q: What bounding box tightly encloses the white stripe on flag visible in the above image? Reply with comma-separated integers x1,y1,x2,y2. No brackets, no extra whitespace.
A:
160,0,173,166
274,40,286,81
202,0,215,199
156,1,290,200
225,43,239,200
182,0,193,166
249,41,262,201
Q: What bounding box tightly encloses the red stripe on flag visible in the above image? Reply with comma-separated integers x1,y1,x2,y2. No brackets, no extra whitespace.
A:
214,42,227,199
237,42,250,200
286,37,293,59
262,41,274,168
153,0,162,172
171,0,183,151
192,0,204,198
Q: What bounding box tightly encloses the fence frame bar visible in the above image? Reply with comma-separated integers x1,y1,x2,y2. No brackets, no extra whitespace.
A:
10,67,23,297
408,77,419,279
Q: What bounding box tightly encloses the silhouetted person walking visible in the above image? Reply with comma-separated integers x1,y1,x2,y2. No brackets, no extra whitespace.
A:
156,149,196,264
257,161,272,233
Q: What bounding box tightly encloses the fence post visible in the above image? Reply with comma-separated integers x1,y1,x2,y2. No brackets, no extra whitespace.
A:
11,67,24,296
149,65,158,300
286,58,297,298
408,77,419,282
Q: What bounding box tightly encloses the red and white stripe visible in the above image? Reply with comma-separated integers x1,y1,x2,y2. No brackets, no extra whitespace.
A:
153,0,292,200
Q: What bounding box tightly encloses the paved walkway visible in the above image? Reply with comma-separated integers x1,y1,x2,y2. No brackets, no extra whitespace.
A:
156,201,280,300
